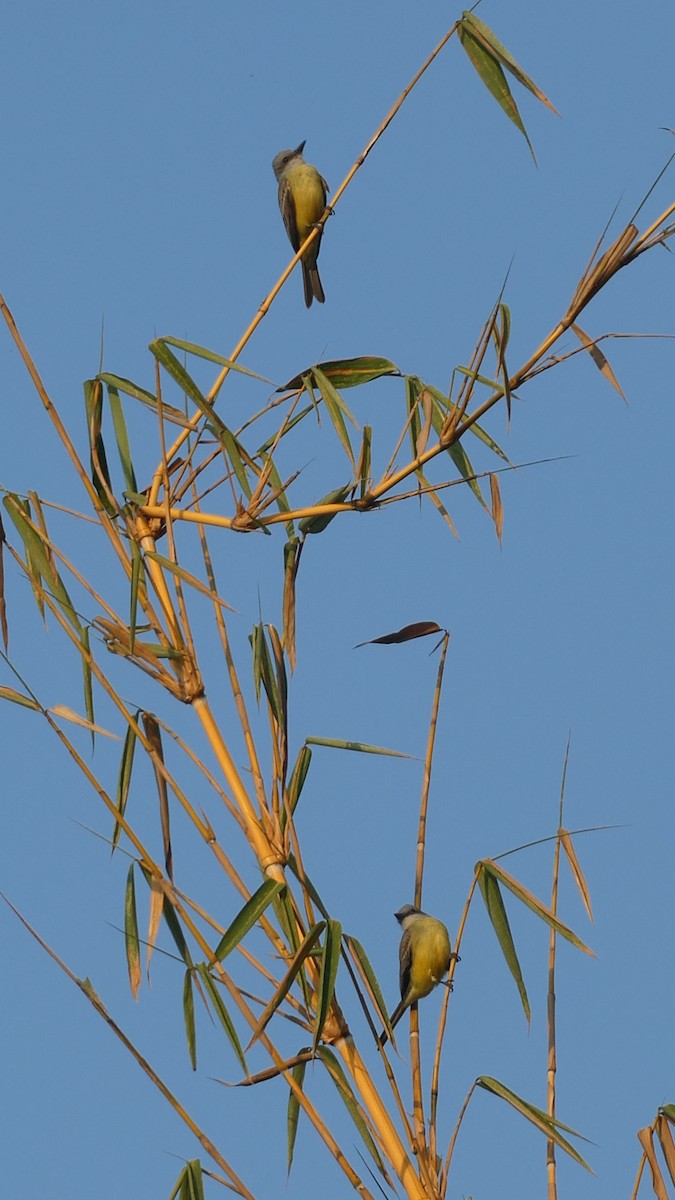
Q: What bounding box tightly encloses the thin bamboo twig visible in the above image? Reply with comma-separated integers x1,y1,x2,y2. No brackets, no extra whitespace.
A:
0,293,130,572
145,21,461,507
437,874,479,1194
441,1081,478,1194
547,840,562,1200
547,737,571,1199
1,896,257,1200
193,497,269,819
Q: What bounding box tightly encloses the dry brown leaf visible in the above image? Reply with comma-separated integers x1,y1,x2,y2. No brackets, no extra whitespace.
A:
571,323,626,401
560,830,593,921
49,705,119,739
356,621,443,647
146,878,164,981
282,540,302,674
142,712,173,883
638,1126,670,1200
657,1114,675,1186
490,473,504,544
0,512,7,653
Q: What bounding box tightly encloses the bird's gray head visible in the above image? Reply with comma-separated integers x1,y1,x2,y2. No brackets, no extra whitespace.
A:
395,904,422,924
272,141,306,181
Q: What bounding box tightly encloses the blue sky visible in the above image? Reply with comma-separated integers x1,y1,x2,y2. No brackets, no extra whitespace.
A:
1,2,675,1197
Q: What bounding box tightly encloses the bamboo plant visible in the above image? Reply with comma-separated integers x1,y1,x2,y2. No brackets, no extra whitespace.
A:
2,12,675,1200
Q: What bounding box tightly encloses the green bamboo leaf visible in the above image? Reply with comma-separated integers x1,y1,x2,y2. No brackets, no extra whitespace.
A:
305,735,412,759
298,485,352,535
124,864,141,1000
282,355,399,392
257,404,314,456
167,1167,183,1200
317,1047,390,1180
287,745,312,816
249,622,283,724
287,1055,308,1176
344,935,392,1040
149,340,227,436
84,378,116,515
264,457,293,519
144,552,235,610
314,356,399,389
216,426,254,499
357,425,372,499
3,495,82,633
81,626,94,746
106,384,139,497
477,1076,591,1170
287,856,331,921
160,336,275,384
454,365,499,390
459,20,535,160
467,416,511,463
426,390,512,473
311,367,358,467
158,897,192,970
477,864,530,1023
405,375,424,457
313,920,342,1050
98,372,188,426
448,441,489,511
149,340,209,410
485,859,594,954
461,13,558,112
247,922,325,1048
183,967,197,1070
182,1160,205,1200
171,1160,204,1200
267,625,288,729
272,883,303,957
12,496,45,620
196,964,247,1074
213,880,285,962
250,621,264,704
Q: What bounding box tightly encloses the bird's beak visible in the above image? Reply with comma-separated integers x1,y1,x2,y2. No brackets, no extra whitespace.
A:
294,140,306,156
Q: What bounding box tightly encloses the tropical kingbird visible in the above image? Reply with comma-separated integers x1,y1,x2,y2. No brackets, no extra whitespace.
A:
380,904,454,1046
272,140,328,308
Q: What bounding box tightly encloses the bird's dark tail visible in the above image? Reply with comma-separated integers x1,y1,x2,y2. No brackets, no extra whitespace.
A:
303,264,325,308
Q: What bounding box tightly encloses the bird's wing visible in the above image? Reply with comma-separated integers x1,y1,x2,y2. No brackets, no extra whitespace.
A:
278,177,300,252
398,927,413,1003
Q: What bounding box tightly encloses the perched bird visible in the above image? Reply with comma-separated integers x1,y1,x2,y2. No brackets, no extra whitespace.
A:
380,904,453,1046
272,140,329,307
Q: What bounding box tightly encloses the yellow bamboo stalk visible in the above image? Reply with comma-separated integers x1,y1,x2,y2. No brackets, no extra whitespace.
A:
338,1037,429,1200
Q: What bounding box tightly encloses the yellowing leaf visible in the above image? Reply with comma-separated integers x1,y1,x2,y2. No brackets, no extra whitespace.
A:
571,323,626,401
638,1126,669,1200
48,705,119,739
560,830,593,921
489,473,504,544
125,865,142,1000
